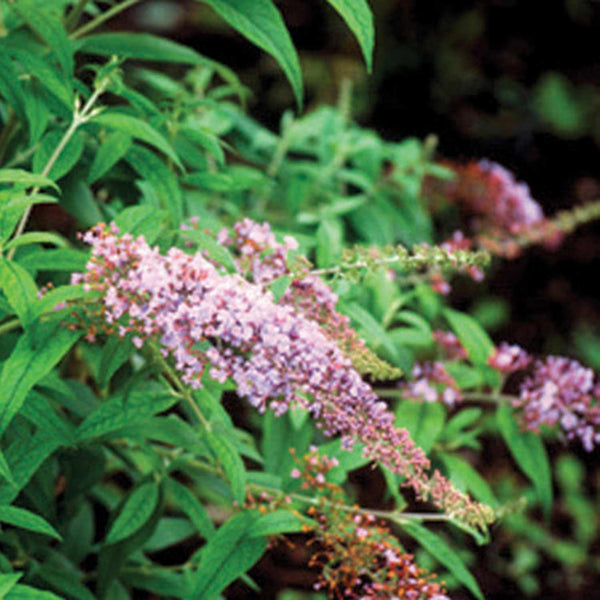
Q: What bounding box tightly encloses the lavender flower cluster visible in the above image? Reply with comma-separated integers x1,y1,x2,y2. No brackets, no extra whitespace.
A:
518,355,600,451
402,336,600,451
74,220,493,528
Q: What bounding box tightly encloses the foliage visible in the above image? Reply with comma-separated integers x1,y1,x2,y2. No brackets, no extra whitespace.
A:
0,1,599,599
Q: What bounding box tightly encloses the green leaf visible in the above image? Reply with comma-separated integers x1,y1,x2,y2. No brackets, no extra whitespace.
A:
166,478,216,540
400,520,484,600
0,573,22,596
325,0,374,71
125,145,183,225
443,308,494,367
0,430,61,505
0,449,15,486
59,176,103,227
184,170,264,192
89,112,183,171
113,204,167,244
247,509,307,537
4,231,69,252
342,302,411,372
206,431,246,505
179,126,225,167
35,284,86,318
533,73,584,137
269,274,293,302
19,390,76,445
180,229,237,273
5,583,64,600
0,169,59,192
36,565,95,600
0,258,39,327
97,494,163,599
88,131,133,183
496,404,553,518
316,217,343,268
22,80,50,144
0,505,62,539
106,481,160,545
77,386,177,441
97,336,135,389
7,46,73,109
0,193,58,244
17,248,87,272
0,50,27,122
187,511,266,600
0,318,81,436
121,569,187,598
394,400,446,453
33,129,84,181
11,2,74,74
438,452,498,508
200,0,303,107
76,32,243,100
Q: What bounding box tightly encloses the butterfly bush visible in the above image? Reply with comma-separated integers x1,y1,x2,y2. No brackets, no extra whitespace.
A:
73,220,493,529
402,336,600,451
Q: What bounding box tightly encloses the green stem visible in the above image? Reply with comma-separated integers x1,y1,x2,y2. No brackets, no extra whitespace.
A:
149,344,212,432
376,387,517,405
7,77,109,259
461,392,517,404
64,0,91,31
148,442,451,527
246,481,450,524
70,0,143,39
0,317,21,337
266,123,295,178
337,78,353,122
3,143,39,169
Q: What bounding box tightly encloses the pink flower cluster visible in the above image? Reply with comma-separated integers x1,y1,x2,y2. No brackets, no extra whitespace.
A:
75,220,492,527
489,344,600,450
518,356,600,451
403,362,463,408
432,330,467,361
402,332,600,451
489,342,532,374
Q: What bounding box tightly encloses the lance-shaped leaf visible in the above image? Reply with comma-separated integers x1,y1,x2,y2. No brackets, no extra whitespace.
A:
187,511,267,600
497,404,553,518
89,112,183,171
105,481,160,545
0,258,38,328
400,520,484,600
166,478,216,540
0,169,59,191
0,573,22,596
206,430,247,505
325,0,374,71
0,505,62,540
75,33,243,100
199,0,303,107
10,1,74,74
0,318,81,436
